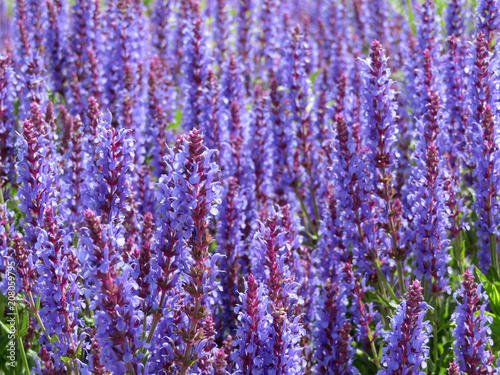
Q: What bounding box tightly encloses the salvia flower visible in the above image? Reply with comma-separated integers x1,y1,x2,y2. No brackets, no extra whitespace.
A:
378,280,432,375
80,209,142,374
452,269,495,374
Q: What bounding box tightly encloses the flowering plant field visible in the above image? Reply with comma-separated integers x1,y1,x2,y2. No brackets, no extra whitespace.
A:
1,0,500,374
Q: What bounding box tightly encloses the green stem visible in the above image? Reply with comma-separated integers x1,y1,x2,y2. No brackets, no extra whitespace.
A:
27,291,50,340
125,362,137,375
293,184,317,237
369,337,380,370
15,303,30,375
454,231,464,275
397,260,405,295
433,300,439,366
489,233,499,280
374,257,398,301
146,291,166,345
406,0,416,35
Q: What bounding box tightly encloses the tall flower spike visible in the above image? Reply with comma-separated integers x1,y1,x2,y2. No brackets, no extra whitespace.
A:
182,0,208,132
467,31,500,272
81,209,141,374
313,278,359,374
215,176,246,338
476,0,499,48
361,40,400,261
251,209,305,374
17,104,56,246
103,0,143,129
446,0,466,37
175,128,221,374
378,280,432,374
90,122,134,225
452,269,495,374
407,91,451,296
69,0,102,112
231,273,272,374
45,0,68,97
35,206,82,371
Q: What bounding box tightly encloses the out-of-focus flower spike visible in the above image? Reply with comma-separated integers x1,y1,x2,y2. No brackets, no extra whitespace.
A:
204,69,221,152
0,54,17,186
367,0,388,46
249,85,273,207
212,0,228,69
446,0,466,37
147,54,172,178
476,0,499,48
152,0,172,64
452,269,496,373
237,0,253,90
13,0,32,65
0,1,11,52
69,0,103,113
182,0,209,132
45,0,68,97
416,0,442,59
61,114,85,226
103,0,144,129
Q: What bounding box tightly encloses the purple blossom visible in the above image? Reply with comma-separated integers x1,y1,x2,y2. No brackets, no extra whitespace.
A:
361,40,400,262
452,269,496,374
378,280,432,375
313,278,359,374
80,209,142,374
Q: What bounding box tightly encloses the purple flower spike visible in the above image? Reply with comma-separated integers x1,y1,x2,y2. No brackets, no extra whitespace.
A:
90,123,134,224
361,40,400,260
314,279,359,374
467,31,500,272
378,280,432,375
81,209,141,375
17,104,56,245
476,0,499,48
452,269,496,374
175,128,221,374
232,273,270,374
448,361,461,375
182,0,208,132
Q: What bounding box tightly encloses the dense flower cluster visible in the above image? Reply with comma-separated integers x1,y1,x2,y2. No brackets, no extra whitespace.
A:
2,0,500,374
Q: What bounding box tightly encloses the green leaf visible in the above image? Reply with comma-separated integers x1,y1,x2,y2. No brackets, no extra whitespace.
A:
0,334,11,357
167,109,183,130
0,320,10,334
18,310,29,337
35,294,41,311
309,69,321,86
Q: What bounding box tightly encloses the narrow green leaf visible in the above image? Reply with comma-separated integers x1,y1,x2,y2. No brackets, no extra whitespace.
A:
18,310,29,337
